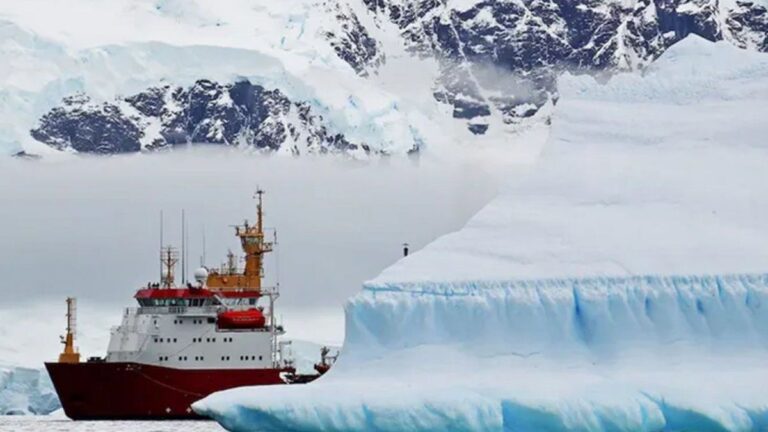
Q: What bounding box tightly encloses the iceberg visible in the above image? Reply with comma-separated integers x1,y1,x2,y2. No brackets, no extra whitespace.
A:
0,366,59,416
193,37,768,432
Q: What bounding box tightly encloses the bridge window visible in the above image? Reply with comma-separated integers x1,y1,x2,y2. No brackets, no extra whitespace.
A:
173,338,177,343
259,355,263,361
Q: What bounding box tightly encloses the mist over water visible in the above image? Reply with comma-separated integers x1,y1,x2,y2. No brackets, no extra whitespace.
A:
0,149,504,362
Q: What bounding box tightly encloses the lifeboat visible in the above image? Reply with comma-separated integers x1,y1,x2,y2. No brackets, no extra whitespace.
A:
217,308,266,329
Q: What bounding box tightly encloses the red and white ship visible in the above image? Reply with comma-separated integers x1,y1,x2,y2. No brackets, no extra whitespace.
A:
45,191,331,420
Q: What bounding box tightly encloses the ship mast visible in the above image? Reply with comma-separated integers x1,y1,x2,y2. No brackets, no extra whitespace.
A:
160,246,179,288
58,297,80,364
206,189,273,292
240,189,271,288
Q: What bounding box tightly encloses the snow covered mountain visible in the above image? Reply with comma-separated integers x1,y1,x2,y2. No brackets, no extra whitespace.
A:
364,0,768,130
193,38,768,432
1,0,766,156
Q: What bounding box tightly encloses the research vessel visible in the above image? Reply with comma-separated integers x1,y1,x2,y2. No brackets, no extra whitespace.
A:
45,191,331,420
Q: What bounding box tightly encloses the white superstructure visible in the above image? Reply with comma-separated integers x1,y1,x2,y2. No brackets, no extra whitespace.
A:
106,293,285,370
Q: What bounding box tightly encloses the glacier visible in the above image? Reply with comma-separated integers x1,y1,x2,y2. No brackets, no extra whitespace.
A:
193,37,768,432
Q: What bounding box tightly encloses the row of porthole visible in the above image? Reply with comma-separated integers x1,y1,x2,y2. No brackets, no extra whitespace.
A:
158,356,205,362
155,337,237,343
219,355,264,361
191,337,236,343
241,355,263,361
163,319,211,325
158,355,261,362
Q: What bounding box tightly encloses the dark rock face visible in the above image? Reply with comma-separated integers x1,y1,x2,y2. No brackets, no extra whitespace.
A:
322,1,384,76
31,80,367,155
728,1,768,51
358,0,768,131
124,86,166,118
31,94,142,154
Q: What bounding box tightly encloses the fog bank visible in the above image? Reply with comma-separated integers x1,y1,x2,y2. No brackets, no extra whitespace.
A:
0,149,502,309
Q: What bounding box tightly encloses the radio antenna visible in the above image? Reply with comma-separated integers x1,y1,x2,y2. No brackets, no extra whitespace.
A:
159,210,164,282
185,214,190,283
201,224,206,267
181,209,186,285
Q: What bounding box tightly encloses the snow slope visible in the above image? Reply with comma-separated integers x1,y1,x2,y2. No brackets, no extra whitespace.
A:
193,37,768,432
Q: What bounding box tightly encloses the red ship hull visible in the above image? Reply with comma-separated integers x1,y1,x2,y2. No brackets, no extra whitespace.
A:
45,362,292,420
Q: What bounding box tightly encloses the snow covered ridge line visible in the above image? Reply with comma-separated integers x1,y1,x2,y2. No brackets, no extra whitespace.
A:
30,79,373,157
